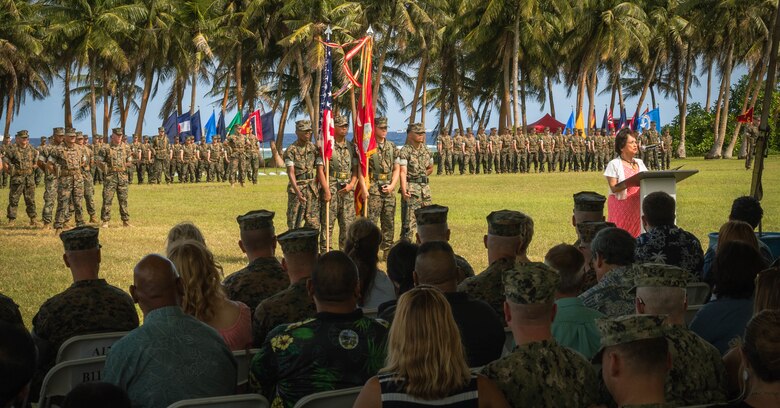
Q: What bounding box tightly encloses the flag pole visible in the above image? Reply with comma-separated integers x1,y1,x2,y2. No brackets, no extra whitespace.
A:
323,27,332,252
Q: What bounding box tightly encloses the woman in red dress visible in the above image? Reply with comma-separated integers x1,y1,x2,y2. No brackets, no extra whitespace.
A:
603,129,647,237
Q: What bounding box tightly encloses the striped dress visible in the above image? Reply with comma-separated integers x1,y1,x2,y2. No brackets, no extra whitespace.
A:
378,373,479,407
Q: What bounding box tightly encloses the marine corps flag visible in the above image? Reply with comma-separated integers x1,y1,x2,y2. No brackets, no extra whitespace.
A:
737,107,754,123
353,35,376,216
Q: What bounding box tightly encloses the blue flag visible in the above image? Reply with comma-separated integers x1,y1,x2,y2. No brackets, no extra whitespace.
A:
600,108,609,130
177,112,192,142
261,112,275,142
618,108,627,129
217,111,226,139
205,111,217,143
638,108,661,133
564,111,574,133
191,110,202,142
163,112,178,144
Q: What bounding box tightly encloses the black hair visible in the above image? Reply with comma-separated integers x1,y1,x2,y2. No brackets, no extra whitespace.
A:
590,227,635,266
642,192,676,227
614,128,633,155
0,322,36,407
729,196,763,229
387,241,418,296
312,251,359,302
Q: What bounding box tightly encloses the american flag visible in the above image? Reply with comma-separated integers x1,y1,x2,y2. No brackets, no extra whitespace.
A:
319,29,335,160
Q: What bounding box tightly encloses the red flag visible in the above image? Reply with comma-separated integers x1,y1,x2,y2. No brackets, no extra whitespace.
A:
737,107,754,123
319,33,335,160
607,111,615,130
354,36,376,216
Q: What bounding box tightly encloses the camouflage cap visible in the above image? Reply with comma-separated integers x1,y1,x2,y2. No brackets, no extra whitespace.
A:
93,134,103,140
236,209,275,232
296,120,312,132
65,129,77,137
594,314,668,361
40,136,47,142
158,126,166,132
503,262,560,304
415,204,449,226
629,263,689,293
334,116,349,127
60,226,100,251
407,123,425,134
278,227,319,254
375,117,388,127
53,127,65,136
573,191,606,212
75,132,84,140
64,127,76,134
112,127,123,136
487,210,530,237
575,221,616,245
16,130,29,138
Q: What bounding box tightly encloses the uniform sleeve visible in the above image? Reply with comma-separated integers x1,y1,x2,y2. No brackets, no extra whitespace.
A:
314,148,324,167
397,147,409,167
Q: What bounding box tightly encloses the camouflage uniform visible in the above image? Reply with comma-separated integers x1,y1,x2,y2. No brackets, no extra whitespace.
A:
482,262,599,407
457,257,515,321
77,135,97,222
644,129,661,170
197,140,209,182
661,131,673,170
515,132,527,173
575,133,587,171
463,133,477,174
500,131,514,173
50,132,85,230
248,138,260,184
488,130,501,173
35,138,46,186
415,205,475,280
437,133,453,175
152,130,171,184
453,132,465,175
284,122,323,230
98,129,133,224
171,139,183,182
227,133,247,186
91,137,104,185
130,139,142,184
142,138,154,182
4,131,38,222
209,139,225,182
40,129,64,225
398,125,433,242
540,131,554,172
744,123,759,170
553,132,566,172
527,133,540,172
181,137,197,183
320,137,358,252
477,129,489,174
0,140,9,188
368,128,398,255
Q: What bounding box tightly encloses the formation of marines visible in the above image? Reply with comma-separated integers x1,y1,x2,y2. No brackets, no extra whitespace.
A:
436,123,673,176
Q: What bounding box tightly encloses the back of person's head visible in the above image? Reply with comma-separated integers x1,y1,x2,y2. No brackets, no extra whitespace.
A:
62,382,131,408
642,192,676,227
382,286,471,399
544,244,585,296
0,294,22,326
718,220,759,251
713,241,767,299
742,310,780,383
591,227,635,266
131,254,181,312
387,241,418,296
729,196,763,229
414,241,457,287
165,222,206,256
607,336,670,376
754,267,780,314
344,218,382,305
166,239,225,321
635,286,686,316
0,322,36,408
311,251,359,303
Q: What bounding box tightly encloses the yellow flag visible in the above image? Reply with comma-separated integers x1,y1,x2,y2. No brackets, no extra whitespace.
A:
575,111,585,136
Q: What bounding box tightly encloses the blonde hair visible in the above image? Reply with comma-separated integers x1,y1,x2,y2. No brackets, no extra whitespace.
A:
382,286,471,400
166,239,225,322
718,221,758,251
166,222,206,255
754,267,780,314
742,310,780,382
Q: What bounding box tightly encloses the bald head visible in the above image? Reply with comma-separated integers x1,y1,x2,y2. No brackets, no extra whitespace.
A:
485,235,523,263
414,241,457,290
131,254,181,315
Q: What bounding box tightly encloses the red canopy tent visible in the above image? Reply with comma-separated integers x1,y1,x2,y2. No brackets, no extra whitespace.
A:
526,114,566,133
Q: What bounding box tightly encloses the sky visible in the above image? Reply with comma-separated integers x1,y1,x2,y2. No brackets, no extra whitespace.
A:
2,64,748,139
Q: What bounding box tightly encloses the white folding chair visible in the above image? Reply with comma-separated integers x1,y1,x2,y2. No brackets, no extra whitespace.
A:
56,331,128,363
167,393,270,408
686,282,711,306
685,304,704,326
234,349,262,389
292,386,363,408
39,356,107,408
501,327,515,357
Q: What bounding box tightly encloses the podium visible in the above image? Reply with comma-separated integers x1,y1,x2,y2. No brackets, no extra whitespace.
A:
616,169,698,232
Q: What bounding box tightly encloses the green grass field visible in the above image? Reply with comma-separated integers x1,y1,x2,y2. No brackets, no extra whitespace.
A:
1,157,778,328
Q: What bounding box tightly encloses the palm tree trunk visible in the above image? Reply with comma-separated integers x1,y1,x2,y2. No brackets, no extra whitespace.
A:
453,93,464,133
275,97,291,152
726,56,762,158
576,67,585,124
236,45,243,112
587,68,597,131
708,42,735,159
439,85,447,132
421,80,428,128
190,54,199,115
478,97,491,129
222,71,231,116
372,31,392,107
704,62,713,113
617,68,626,115
677,46,693,158
520,71,528,129
512,16,520,130
547,76,556,118
64,65,73,128
500,50,511,131
650,85,657,109
3,90,14,138
312,62,322,142
609,82,616,117
633,54,659,120
134,65,154,138
90,60,98,136
103,71,110,137
295,49,315,122
410,55,428,123
175,74,183,115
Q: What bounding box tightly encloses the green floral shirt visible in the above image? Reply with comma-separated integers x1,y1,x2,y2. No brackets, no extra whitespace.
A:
249,310,389,408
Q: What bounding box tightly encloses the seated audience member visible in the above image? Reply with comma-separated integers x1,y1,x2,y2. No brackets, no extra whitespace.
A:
704,220,771,284
377,241,418,321
31,227,139,401
344,218,395,309
415,204,475,280
165,221,206,253
167,239,252,350
252,228,318,346
710,310,780,408
546,244,604,360
0,293,22,326
250,251,390,408
579,227,639,317
62,382,131,408
575,221,616,291
0,322,36,408
415,241,504,367
723,267,780,397
632,263,727,405
634,191,704,276
571,191,607,241
690,241,767,355
104,254,236,408
703,196,775,281
596,315,671,407
482,263,599,407
354,287,510,408
223,210,289,313
459,210,533,321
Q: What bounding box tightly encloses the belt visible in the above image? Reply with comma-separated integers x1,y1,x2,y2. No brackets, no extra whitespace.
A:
330,171,350,180
111,167,125,173
295,171,314,180
373,173,390,182
407,176,429,184
15,169,33,176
